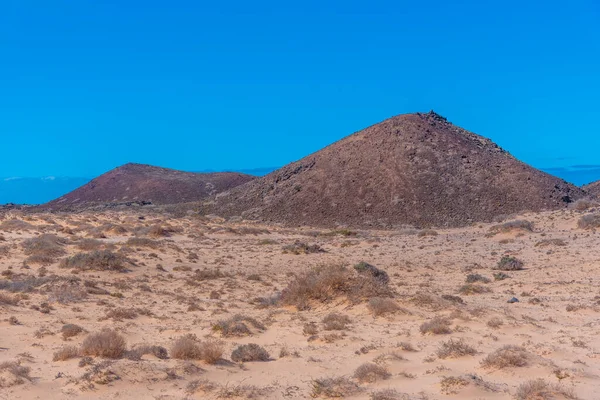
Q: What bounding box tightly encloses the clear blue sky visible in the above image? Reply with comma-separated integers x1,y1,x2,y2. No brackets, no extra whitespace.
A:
1,0,599,181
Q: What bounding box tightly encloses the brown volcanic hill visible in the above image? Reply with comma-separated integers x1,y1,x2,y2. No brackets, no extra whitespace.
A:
210,111,585,228
42,163,255,210
583,180,600,197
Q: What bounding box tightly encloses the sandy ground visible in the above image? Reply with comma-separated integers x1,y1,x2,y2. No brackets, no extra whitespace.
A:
0,207,599,399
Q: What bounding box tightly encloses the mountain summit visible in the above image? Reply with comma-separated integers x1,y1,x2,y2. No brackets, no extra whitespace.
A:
210,112,585,228
43,163,255,210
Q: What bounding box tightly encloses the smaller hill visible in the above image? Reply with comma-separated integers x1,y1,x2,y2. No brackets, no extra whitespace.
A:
583,180,600,198
42,163,255,210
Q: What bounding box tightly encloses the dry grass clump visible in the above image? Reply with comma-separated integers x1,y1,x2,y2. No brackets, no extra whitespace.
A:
187,268,230,282
535,238,567,247
59,250,131,272
311,376,362,398
61,323,84,339
515,379,578,400
370,389,410,400
322,312,352,330
436,339,477,359
170,334,223,364
440,376,470,395
488,220,533,235
75,238,107,251
231,343,270,362
22,234,67,264
353,363,391,383
0,361,32,387
0,293,20,306
125,237,161,248
570,198,598,211
282,241,325,254
80,328,127,359
367,297,404,316
53,345,80,361
47,284,88,304
480,345,529,369
280,264,392,310
103,307,139,321
354,262,389,284
0,219,33,232
458,283,492,295
127,345,168,360
465,273,490,283
487,317,504,328
494,256,524,271
577,213,600,229
213,314,266,337
419,316,452,335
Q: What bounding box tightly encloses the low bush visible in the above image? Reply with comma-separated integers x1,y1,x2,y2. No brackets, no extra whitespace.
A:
80,328,127,359
480,345,529,369
494,256,524,271
231,343,270,362
353,363,391,383
59,250,132,272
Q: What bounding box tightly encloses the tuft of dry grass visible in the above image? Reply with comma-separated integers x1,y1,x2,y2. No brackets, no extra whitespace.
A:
322,312,352,330
231,343,270,362
311,376,362,398
488,220,533,235
420,316,452,335
53,345,80,361
280,264,392,310
487,317,504,328
494,256,524,271
0,361,32,387
577,213,600,229
170,334,223,364
367,297,404,316
127,345,168,360
481,345,529,369
80,328,127,359
213,314,266,337
535,238,567,247
436,339,477,359
370,389,409,400
22,234,67,264
61,323,84,339
59,250,132,272
0,219,33,232
282,241,325,255
465,273,490,283
0,293,20,306
353,363,391,383
515,379,578,400
458,283,492,295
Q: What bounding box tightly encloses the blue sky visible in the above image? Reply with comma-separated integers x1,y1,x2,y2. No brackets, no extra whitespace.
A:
1,0,599,184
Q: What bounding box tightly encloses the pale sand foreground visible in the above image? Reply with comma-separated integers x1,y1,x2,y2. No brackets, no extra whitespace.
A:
0,207,599,399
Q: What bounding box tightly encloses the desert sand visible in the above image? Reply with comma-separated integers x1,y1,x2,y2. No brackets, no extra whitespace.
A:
0,207,599,399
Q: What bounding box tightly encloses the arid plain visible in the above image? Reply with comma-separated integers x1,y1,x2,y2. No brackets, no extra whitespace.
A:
1,204,599,399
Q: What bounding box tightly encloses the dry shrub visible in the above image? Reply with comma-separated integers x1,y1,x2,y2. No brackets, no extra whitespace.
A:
187,268,230,282
0,219,33,232
577,213,600,229
481,345,529,369
53,345,80,361
127,345,168,360
105,307,138,321
570,198,598,211
494,256,524,271
282,241,325,255
80,328,127,359
303,322,319,336
411,293,452,311
59,250,132,272
76,238,106,251
48,284,88,304
353,363,391,383
488,220,533,235
22,234,67,265
322,312,352,330
125,237,161,249
368,297,404,316
458,284,492,295
420,316,452,335
370,389,410,400
487,317,504,329
311,376,362,398
231,343,270,362
440,376,470,395
465,273,490,283
515,379,578,400
354,262,389,284
0,293,20,306
213,314,265,337
280,264,392,310
170,334,223,364
61,323,84,339
436,339,477,359
0,361,31,388
535,238,567,247
417,229,438,237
